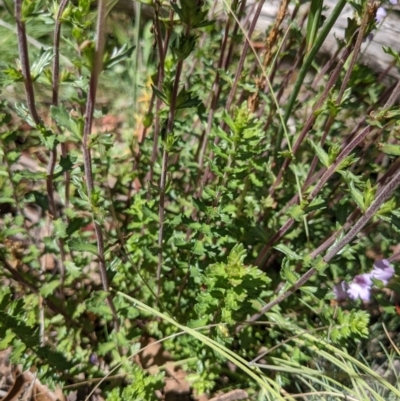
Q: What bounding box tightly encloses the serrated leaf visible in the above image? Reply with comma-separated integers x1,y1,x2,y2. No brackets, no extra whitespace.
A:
40,280,60,297
312,256,327,273
86,291,113,320
286,204,305,221
14,103,36,127
53,219,68,239
68,238,98,255
64,260,81,279
363,179,376,209
193,240,205,256
337,154,359,170
0,329,15,349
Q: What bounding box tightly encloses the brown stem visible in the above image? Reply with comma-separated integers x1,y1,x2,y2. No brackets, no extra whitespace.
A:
15,0,40,125
148,6,173,187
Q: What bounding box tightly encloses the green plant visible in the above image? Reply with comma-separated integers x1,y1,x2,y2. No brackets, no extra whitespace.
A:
1,0,400,399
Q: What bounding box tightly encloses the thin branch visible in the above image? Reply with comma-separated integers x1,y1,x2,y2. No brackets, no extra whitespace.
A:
82,0,119,330
148,5,173,187
15,0,40,125
50,0,70,291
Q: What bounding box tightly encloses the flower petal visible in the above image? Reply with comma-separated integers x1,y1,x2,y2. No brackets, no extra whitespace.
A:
371,259,394,284
376,7,387,23
347,274,372,302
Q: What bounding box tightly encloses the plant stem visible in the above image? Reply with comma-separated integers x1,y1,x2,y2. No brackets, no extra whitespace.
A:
15,0,40,125
157,45,185,301
82,0,119,330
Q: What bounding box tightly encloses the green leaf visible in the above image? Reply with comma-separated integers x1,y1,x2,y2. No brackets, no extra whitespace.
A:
53,219,68,239
104,44,135,69
383,46,400,66
306,0,323,54
286,204,305,221
363,179,376,209
193,240,205,256
348,180,365,211
312,256,327,273
14,103,36,127
54,154,77,178
50,105,81,138
68,238,98,255
274,244,302,261
152,85,169,105
281,262,300,284
308,139,329,167
300,286,318,294
98,341,117,355
0,329,15,349
30,48,54,80
0,197,15,204
303,197,326,214
86,291,113,320
378,142,400,156
40,280,60,297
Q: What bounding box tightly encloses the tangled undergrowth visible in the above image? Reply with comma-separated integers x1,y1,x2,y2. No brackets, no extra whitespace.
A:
1,0,400,400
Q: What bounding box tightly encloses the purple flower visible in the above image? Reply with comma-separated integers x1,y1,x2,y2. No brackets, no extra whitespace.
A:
333,281,349,301
389,0,397,5
332,258,395,303
347,274,372,302
371,259,394,284
376,7,387,23
89,353,98,365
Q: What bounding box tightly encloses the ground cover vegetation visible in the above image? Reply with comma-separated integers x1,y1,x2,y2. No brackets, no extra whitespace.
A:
1,0,400,399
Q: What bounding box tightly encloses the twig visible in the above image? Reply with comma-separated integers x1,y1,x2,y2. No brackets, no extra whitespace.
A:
50,0,70,288
82,0,119,330
15,0,40,125
148,5,173,187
